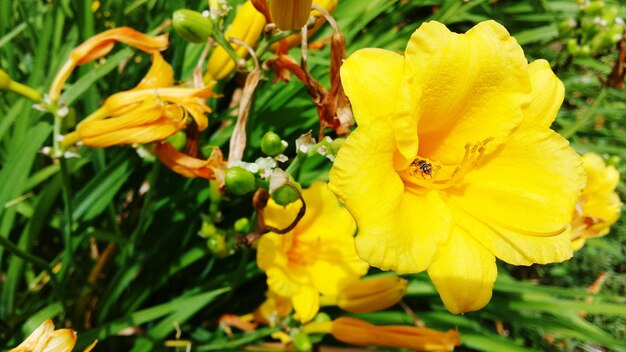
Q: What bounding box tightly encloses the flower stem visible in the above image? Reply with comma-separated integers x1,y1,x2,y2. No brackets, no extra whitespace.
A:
6,81,42,102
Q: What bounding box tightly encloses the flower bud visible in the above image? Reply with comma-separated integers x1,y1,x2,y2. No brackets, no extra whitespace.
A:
225,167,257,195
201,222,218,237
173,9,213,43
270,0,313,30
165,131,187,151
260,131,287,156
0,69,11,90
335,276,407,313
271,177,302,206
207,234,229,257
234,217,250,232
582,1,604,16
292,330,312,352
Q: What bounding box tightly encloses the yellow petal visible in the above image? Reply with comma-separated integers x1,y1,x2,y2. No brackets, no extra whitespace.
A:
520,59,564,130
405,20,531,164
40,329,77,352
335,276,407,313
205,1,266,81
292,286,319,323
448,128,584,264
427,228,497,314
330,123,452,273
340,48,404,126
9,320,55,352
131,52,174,90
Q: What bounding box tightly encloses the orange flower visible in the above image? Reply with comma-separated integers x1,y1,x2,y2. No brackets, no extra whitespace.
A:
156,143,226,181
72,53,214,147
49,27,168,101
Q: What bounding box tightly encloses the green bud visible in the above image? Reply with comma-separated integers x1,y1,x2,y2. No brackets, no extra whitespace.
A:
260,131,286,156
234,217,250,232
271,177,302,206
207,234,229,257
566,38,580,55
606,155,621,167
579,44,591,56
173,9,213,44
558,19,576,36
312,312,331,323
582,1,604,16
166,131,187,151
292,331,312,352
225,167,256,195
201,222,218,237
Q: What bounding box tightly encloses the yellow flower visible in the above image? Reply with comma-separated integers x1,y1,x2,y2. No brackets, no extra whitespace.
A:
49,27,168,101
303,317,460,351
10,319,97,352
73,52,213,147
329,21,585,313
319,275,407,313
270,0,313,30
256,182,369,322
156,143,226,181
253,291,293,325
571,153,622,250
205,1,266,82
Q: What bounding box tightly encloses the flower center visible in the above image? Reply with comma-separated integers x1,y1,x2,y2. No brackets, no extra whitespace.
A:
404,137,494,190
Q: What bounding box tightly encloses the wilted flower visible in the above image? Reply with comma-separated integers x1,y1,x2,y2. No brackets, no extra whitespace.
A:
330,21,585,313
10,319,96,352
256,182,369,322
72,52,214,147
49,27,168,101
156,143,226,182
205,1,266,82
571,153,622,250
303,317,460,352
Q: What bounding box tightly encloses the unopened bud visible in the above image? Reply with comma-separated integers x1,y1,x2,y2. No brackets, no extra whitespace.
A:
261,131,287,156
226,167,257,195
234,217,250,232
270,0,313,30
271,177,302,206
292,330,312,352
173,9,213,43
0,69,12,90
207,234,229,257
165,131,187,151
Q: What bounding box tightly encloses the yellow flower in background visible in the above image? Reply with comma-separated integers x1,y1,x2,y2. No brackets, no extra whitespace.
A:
270,0,313,30
49,26,168,101
330,21,585,313
73,52,214,147
319,275,407,313
10,319,97,352
571,153,622,250
156,143,226,181
204,1,266,83
256,182,369,322
303,317,460,352
253,291,293,325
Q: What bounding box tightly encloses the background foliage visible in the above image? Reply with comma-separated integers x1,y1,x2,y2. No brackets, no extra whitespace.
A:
0,0,625,351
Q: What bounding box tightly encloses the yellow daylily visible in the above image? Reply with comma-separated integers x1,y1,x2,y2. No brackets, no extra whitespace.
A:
303,317,460,352
329,20,585,313
49,26,168,101
571,153,622,250
270,0,313,30
253,291,293,325
156,143,226,181
319,275,407,313
256,182,369,322
10,319,97,352
71,52,213,147
205,1,266,82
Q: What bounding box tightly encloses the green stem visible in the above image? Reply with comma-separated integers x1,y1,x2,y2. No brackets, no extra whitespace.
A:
0,235,66,310
211,25,243,65
285,154,305,176
57,157,74,281
255,29,298,58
